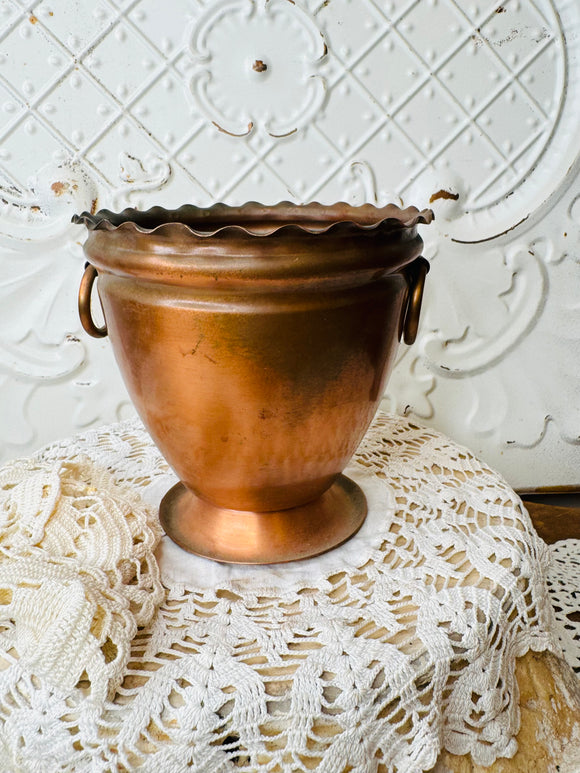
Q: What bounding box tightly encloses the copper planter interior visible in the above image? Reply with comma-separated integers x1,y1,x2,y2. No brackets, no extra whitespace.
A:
75,202,432,564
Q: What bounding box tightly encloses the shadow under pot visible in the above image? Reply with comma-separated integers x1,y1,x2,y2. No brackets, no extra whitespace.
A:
74,202,432,564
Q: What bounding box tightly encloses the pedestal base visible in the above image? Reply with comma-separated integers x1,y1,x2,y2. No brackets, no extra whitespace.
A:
159,475,368,564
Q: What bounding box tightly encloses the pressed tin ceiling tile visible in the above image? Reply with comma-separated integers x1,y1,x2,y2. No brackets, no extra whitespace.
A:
313,74,384,155
127,0,194,52
0,0,578,491
0,16,64,97
132,77,204,152
33,0,115,53
264,126,340,199
0,80,26,133
88,23,163,103
40,71,119,150
1,116,64,187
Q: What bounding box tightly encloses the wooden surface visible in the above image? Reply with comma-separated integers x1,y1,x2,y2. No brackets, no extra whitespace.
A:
523,500,580,545
428,500,580,773
430,650,580,773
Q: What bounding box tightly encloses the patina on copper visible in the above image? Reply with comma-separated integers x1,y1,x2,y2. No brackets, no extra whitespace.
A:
74,202,433,564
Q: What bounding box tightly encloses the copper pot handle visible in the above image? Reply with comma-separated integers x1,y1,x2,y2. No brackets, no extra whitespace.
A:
403,256,429,345
78,263,108,338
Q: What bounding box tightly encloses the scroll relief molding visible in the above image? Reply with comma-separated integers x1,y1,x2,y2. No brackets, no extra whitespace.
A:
0,161,93,453
334,149,571,449
0,162,96,374
384,193,580,453
0,154,172,459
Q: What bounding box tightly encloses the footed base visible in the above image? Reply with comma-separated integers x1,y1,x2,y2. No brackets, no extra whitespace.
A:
159,475,368,564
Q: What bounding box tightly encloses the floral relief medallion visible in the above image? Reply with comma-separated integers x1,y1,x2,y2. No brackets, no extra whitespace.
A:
187,0,327,137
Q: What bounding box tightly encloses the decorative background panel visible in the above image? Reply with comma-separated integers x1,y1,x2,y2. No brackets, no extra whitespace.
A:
1,0,579,489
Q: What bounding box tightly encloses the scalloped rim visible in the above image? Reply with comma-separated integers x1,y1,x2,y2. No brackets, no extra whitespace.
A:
72,202,434,238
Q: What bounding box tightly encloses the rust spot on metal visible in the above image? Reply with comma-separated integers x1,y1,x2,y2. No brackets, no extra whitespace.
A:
496,5,506,11
51,181,70,196
269,128,298,138
452,215,530,244
31,205,41,212
322,41,328,57
29,14,38,23
212,120,253,137
429,189,459,204
90,198,98,214
252,59,268,72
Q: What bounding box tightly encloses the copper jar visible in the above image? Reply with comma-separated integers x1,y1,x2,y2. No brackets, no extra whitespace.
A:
75,203,432,564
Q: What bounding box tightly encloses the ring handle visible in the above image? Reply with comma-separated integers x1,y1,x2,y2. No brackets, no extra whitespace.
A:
78,263,108,338
403,256,430,346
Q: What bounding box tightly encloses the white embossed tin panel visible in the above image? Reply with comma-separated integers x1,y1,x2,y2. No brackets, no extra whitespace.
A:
1,0,579,489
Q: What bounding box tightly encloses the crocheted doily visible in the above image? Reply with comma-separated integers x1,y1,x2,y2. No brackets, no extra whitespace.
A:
0,414,564,772
547,539,580,675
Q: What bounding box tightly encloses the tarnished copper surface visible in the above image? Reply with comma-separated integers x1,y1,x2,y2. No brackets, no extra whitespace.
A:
160,475,367,564
402,256,429,345
78,263,107,338
74,202,432,563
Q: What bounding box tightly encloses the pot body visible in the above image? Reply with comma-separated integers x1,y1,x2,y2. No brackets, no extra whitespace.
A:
97,271,407,511
77,203,431,559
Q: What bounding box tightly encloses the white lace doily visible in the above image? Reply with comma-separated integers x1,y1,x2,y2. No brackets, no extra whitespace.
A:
0,414,566,772
547,539,580,675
